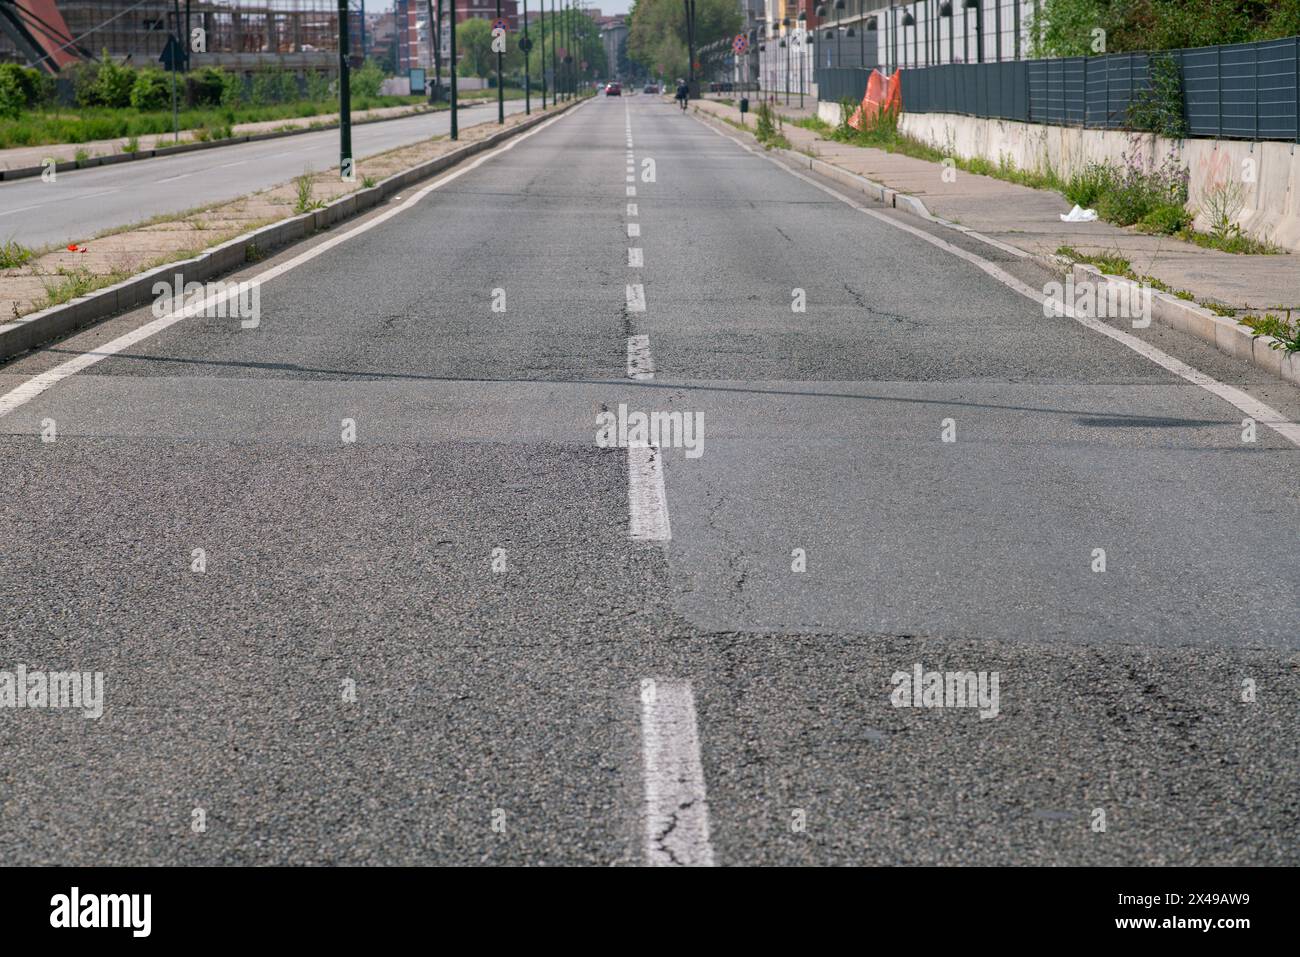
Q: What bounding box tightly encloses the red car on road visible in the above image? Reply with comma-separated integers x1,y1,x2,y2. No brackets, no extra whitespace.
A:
605,82,622,96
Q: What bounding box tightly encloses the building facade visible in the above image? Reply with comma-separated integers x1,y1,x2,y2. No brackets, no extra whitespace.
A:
1,0,364,73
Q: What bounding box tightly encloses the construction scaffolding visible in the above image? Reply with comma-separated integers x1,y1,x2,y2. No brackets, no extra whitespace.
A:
1,0,364,73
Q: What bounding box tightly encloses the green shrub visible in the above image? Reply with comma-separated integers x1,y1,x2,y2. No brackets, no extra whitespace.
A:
82,53,136,108
220,71,247,108
0,63,51,116
1064,162,1116,208
187,66,227,107
1138,202,1193,234
305,70,333,102
350,59,386,99
130,69,172,111
0,69,22,120
1128,53,1187,139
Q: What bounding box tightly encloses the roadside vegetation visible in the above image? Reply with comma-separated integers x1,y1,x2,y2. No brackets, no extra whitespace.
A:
805,100,1280,256
1240,312,1300,353
1029,0,1300,57
0,58,424,149
1052,244,1298,341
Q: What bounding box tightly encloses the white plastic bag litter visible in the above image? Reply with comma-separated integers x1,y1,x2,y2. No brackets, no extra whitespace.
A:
1060,204,1098,222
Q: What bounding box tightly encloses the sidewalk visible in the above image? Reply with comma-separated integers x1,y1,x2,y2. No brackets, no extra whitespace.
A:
0,102,438,171
692,98,1298,311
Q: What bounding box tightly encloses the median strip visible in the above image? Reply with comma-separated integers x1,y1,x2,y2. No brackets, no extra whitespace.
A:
0,98,586,362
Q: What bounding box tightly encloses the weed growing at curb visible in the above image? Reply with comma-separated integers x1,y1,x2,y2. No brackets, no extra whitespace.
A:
293,170,324,214
1241,312,1300,353
0,239,34,269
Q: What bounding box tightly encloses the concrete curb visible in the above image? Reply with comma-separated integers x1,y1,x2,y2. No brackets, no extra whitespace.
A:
0,99,581,361
1070,263,1300,387
691,104,1300,389
0,101,497,181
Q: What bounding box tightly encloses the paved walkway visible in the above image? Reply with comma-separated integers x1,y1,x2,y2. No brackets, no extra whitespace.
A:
694,98,1297,310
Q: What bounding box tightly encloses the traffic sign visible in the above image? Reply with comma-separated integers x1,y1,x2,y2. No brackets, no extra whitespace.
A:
732,34,748,54
159,34,187,71
493,17,508,31
519,35,533,53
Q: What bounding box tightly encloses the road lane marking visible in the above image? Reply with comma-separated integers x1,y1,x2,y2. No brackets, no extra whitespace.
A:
694,115,1300,449
625,283,646,311
626,333,654,378
627,223,640,237
628,246,643,267
626,186,636,196
639,679,713,865
0,101,587,420
628,442,671,541
627,203,638,216
0,187,124,218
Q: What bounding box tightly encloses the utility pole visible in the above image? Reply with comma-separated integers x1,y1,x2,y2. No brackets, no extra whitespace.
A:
428,0,442,102
450,0,458,138
684,0,696,98
338,0,352,175
496,0,504,123
539,0,546,106
170,0,181,141
551,0,558,101
523,0,530,114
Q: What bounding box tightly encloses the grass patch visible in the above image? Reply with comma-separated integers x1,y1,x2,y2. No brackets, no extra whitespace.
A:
0,239,34,269
39,266,107,306
787,114,832,133
1055,245,1132,277
0,95,427,149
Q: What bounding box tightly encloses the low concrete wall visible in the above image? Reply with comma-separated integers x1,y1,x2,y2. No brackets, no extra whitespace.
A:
899,111,1300,253
817,101,844,127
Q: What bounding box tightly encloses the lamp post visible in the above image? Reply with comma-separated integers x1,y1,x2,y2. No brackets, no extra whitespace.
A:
449,0,458,137
539,0,546,105
834,0,844,67
790,11,800,108
338,0,352,171
523,0,530,114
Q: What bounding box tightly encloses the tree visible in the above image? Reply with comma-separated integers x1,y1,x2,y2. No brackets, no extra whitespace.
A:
626,0,740,81
1031,0,1300,57
458,19,496,79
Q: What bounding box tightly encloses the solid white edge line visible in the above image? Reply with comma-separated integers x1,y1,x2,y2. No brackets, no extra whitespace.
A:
0,101,586,420
640,678,713,866
694,115,1300,449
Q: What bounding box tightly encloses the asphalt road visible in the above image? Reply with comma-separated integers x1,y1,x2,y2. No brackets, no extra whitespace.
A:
0,97,530,250
0,95,1296,866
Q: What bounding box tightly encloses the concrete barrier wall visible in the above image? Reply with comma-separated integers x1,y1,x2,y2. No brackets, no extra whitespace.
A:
899,111,1300,253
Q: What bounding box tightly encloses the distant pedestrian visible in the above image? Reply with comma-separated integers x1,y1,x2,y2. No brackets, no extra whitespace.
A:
675,79,689,110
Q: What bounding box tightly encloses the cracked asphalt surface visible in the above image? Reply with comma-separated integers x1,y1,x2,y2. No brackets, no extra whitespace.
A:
0,95,1296,866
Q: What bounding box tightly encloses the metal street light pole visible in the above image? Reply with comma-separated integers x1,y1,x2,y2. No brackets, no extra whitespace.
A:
540,0,546,105
524,0,530,114
496,0,504,123
337,0,352,171
450,0,459,138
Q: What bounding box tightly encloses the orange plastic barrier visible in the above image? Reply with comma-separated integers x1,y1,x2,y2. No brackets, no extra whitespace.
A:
848,69,903,130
